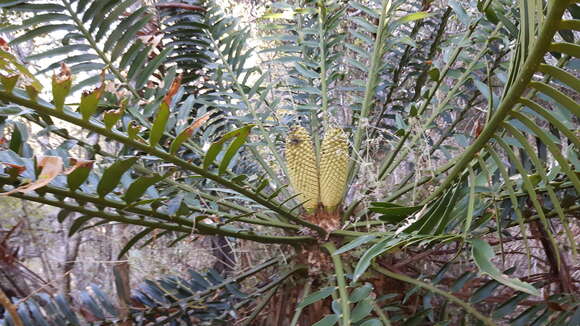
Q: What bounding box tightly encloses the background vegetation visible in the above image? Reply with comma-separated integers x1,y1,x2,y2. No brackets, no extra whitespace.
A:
0,0,578,325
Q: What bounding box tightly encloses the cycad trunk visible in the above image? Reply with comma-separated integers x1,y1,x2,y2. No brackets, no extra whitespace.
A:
255,273,332,325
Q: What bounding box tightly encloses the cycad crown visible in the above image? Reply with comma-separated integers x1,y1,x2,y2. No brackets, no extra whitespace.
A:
285,126,320,211
319,128,348,211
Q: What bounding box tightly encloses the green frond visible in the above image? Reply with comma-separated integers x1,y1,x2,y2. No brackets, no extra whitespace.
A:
420,1,579,254
0,1,578,324
0,261,285,324
1,0,164,95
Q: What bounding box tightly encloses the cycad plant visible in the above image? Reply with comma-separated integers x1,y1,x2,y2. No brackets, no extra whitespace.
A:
0,0,578,325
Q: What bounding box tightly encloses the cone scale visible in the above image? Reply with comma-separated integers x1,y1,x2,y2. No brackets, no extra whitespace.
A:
285,126,320,211
319,128,348,211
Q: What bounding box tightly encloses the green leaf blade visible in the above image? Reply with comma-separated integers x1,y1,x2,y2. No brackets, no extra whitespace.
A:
470,239,540,296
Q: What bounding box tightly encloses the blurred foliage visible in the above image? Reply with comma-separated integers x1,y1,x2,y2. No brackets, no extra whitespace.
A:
0,0,578,325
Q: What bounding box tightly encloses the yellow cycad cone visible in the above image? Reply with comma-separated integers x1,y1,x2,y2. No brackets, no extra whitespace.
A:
319,128,348,211
285,126,319,211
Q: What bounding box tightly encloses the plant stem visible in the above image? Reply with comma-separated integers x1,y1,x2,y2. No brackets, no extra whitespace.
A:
241,286,280,326
290,280,312,326
375,16,485,182
318,3,329,128
323,243,350,326
156,258,286,318
349,0,392,183
14,175,299,231
26,115,289,227
60,0,140,99
378,24,501,180
205,30,291,196
372,301,392,326
331,229,393,238
343,155,458,222
424,0,569,204
0,90,326,235
371,8,451,139
0,287,23,326
372,265,497,326
257,265,307,294
5,188,315,245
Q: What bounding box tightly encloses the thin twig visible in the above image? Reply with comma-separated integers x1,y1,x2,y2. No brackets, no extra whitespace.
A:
0,287,24,326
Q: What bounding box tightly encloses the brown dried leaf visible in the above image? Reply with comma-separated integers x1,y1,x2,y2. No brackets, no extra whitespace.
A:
0,37,9,51
78,306,100,322
187,111,212,133
0,162,26,175
63,158,94,175
0,156,63,195
163,75,182,105
53,62,71,84
138,34,163,49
